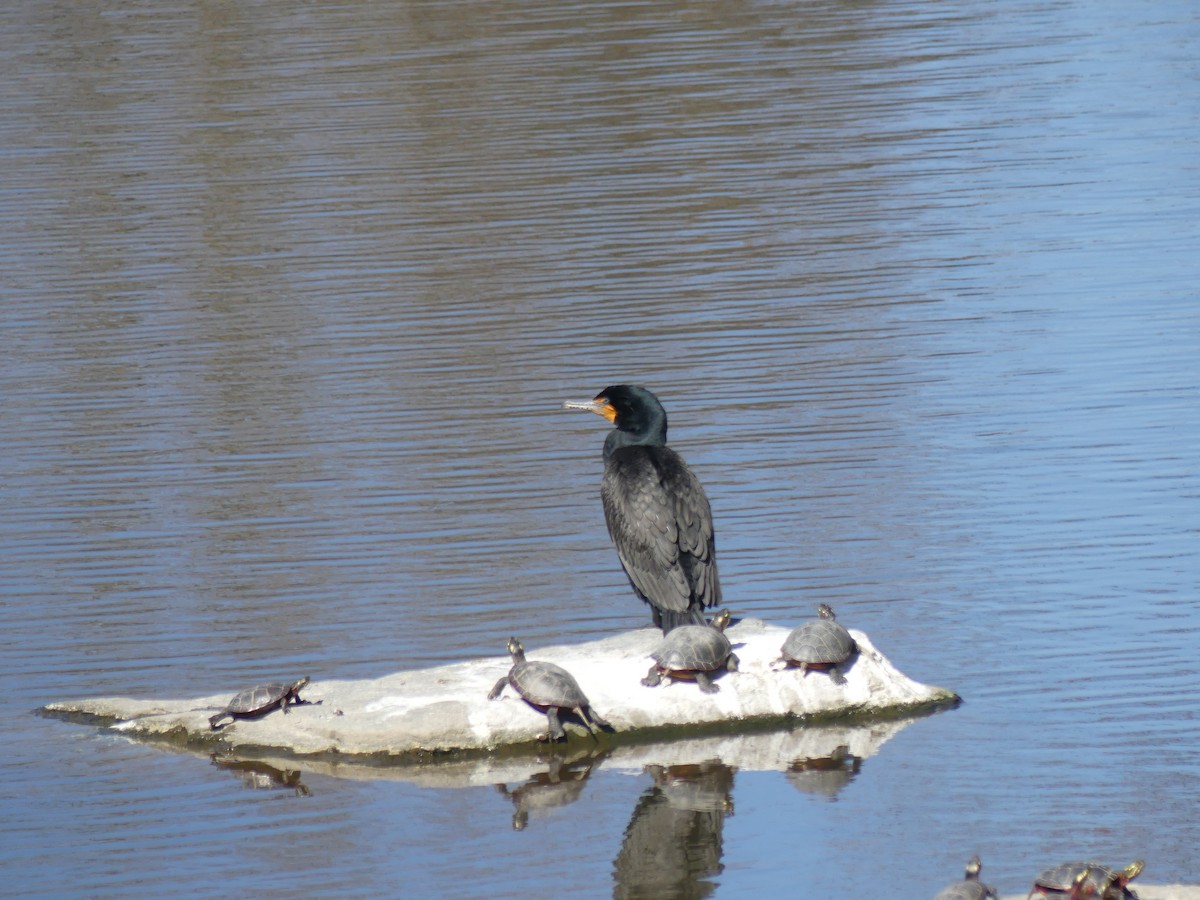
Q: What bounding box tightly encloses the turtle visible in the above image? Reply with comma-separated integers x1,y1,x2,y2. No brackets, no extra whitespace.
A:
641,607,738,693
772,603,857,682
935,856,999,900
487,638,612,742
209,677,313,730
1027,859,1144,899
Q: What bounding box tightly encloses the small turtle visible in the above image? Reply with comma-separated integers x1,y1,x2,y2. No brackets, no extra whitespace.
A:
642,608,738,693
1028,859,1144,899
488,638,611,742
935,856,999,900
209,677,313,730
772,603,857,682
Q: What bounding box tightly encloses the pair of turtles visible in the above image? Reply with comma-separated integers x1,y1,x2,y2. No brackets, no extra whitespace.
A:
643,603,857,691
1028,860,1144,899
209,677,314,730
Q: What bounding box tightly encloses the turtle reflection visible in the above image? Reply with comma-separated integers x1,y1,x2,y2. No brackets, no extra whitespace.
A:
613,760,734,899
495,747,609,830
785,744,862,800
209,754,310,797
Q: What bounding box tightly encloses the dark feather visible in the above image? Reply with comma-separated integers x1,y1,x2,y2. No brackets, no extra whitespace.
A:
601,445,720,625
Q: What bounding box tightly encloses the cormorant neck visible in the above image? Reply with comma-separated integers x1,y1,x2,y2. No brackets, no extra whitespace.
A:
602,415,668,460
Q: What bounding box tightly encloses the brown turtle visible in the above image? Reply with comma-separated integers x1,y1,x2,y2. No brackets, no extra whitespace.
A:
773,603,857,682
642,608,738,693
209,677,313,730
935,856,999,900
488,638,612,741
1028,859,1144,899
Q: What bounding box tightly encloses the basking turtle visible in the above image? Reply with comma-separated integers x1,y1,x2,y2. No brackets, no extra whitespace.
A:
209,677,313,730
772,603,857,682
1028,859,1144,899
935,856,999,900
488,638,612,742
642,608,738,693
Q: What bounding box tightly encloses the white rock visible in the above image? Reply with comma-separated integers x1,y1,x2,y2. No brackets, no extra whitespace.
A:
44,618,957,758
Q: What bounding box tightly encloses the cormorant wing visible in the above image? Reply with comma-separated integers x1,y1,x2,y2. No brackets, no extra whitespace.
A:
600,447,719,614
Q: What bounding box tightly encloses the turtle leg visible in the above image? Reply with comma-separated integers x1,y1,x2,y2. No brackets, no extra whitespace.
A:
544,707,566,742
695,672,719,694
581,706,612,735
727,653,740,673
572,708,598,741
829,666,847,685
641,665,664,688
487,677,508,700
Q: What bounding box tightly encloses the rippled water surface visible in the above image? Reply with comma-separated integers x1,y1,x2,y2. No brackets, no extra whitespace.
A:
3,0,1198,896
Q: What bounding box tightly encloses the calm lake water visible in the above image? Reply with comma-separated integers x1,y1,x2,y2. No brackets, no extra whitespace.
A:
3,0,1198,896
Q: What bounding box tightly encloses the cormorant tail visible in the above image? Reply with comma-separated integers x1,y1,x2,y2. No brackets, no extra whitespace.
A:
659,607,711,634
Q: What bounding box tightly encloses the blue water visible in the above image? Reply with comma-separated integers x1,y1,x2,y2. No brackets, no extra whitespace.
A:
2,0,1198,896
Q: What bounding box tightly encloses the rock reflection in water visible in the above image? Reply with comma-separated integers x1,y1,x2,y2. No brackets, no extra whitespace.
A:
613,760,735,900
495,746,610,831
209,754,310,797
785,744,863,801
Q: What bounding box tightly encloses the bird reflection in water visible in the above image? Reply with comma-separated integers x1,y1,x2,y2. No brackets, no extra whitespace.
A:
785,744,862,801
494,746,610,831
613,760,734,899
209,754,310,797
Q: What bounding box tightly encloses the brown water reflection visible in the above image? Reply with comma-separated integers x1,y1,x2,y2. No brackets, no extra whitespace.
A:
614,761,734,900
3,0,1199,896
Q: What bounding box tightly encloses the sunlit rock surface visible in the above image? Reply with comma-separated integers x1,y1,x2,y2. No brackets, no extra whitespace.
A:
44,618,957,758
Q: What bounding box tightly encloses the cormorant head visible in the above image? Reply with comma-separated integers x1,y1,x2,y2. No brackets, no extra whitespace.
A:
563,384,668,447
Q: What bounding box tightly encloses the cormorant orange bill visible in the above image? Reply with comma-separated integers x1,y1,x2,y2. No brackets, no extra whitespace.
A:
562,396,618,423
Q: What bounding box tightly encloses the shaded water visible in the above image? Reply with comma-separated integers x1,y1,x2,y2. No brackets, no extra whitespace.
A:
2,0,1198,895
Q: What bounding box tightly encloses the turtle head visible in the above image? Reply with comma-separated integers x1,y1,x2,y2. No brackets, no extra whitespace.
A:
1117,861,1145,885
506,637,525,662
817,604,836,620
710,608,731,632
964,856,982,880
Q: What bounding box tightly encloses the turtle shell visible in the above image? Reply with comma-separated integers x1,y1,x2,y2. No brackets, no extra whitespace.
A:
652,624,733,674
509,660,589,710
780,619,855,667
225,682,296,715
1030,860,1142,898
934,882,995,900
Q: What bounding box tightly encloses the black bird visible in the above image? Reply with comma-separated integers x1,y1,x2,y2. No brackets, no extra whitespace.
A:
563,384,721,633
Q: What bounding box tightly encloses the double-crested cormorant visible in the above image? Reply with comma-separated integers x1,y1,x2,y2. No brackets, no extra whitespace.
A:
563,384,721,633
